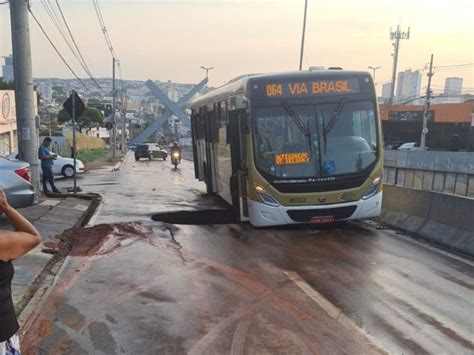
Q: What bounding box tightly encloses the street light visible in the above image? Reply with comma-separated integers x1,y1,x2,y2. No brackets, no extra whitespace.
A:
299,0,309,71
368,66,381,83
200,66,214,78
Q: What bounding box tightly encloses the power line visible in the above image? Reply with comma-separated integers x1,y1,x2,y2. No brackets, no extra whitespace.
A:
54,0,103,91
92,0,117,59
37,0,103,92
28,6,94,95
434,62,473,68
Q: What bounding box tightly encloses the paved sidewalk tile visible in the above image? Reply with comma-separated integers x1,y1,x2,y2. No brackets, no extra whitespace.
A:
0,197,94,310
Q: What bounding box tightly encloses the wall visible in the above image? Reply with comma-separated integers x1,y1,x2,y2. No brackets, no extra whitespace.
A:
381,185,474,257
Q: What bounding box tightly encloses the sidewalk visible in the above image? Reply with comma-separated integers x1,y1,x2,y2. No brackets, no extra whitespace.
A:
0,196,95,311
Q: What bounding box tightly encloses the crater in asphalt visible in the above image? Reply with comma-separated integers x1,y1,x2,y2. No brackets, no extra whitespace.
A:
151,209,236,225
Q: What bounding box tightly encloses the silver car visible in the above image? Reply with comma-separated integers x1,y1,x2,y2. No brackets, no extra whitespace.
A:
0,157,35,209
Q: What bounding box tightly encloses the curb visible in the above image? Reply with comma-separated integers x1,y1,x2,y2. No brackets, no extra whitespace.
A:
15,193,102,315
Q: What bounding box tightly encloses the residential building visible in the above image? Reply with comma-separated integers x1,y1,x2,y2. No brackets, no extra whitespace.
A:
444,77,463,96
395,69,421,103
2,55,14,82
37,83,53,102
380,82,392,103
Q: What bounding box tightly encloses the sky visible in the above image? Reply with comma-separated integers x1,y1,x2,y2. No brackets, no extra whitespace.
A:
0,0,473,95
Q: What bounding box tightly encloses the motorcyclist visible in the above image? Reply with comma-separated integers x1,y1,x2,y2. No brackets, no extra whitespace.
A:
170,142,182,162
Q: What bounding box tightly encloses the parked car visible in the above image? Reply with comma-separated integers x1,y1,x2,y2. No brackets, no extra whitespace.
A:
7,152,85,178
0,157,35,209
397,142,429,151
149,144,168,160
134,144,167,161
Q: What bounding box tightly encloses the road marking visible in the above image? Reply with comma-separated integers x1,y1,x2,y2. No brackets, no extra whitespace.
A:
284,271,384,351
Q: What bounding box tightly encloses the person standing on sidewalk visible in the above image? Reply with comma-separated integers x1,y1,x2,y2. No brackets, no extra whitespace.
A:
38,137,59,193
0,188,41,354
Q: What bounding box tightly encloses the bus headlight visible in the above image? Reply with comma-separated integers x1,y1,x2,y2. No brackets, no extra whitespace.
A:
362,176,382,200
255,185,280,207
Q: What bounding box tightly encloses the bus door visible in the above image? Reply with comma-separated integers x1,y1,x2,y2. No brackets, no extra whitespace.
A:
204,108,218,194
228,109,249,220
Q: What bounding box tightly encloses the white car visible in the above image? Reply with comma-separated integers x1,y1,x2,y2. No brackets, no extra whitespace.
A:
7,152,85,178
397,142,429,151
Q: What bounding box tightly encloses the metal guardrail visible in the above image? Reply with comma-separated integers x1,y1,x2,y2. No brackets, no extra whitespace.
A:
383,150,474,198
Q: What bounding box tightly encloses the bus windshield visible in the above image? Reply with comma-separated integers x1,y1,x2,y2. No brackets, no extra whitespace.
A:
253,100,378,179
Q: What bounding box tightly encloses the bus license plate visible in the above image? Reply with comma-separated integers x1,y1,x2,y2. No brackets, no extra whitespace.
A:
310,216,335,224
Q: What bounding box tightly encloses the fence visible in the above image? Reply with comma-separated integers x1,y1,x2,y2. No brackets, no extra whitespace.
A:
383,150,474,198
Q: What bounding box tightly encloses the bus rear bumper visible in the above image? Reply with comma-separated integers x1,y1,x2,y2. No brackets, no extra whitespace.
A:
248,192,382,227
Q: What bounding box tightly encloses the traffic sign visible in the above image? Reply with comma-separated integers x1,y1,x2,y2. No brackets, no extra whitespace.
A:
63,91,85,118
422,128,429,135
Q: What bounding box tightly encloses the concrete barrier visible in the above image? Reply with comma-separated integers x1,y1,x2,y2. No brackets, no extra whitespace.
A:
380,185,474,257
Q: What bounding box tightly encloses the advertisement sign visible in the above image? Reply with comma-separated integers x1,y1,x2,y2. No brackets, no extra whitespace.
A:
0,90,16,122
388,110,434,121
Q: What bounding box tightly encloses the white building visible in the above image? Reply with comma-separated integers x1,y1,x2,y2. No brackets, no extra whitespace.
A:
444,77,463,96
37,83,53,102
381,82,392,103
396,69,421,103
88,127,110,139
2,55,14,82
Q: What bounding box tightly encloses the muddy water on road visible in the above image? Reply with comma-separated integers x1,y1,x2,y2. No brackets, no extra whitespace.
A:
21,222,384,354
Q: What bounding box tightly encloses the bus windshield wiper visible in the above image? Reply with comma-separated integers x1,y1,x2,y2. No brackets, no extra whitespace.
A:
325,96,348,134
282,101,310,137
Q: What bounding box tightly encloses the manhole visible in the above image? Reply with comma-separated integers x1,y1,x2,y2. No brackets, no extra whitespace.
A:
152,209,236,225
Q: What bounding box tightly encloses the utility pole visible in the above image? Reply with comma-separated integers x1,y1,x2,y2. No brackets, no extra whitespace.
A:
389,25,410,104
420,54,434,151
368,66,381,83
299,0,309,71
10,0,40,195
111,57,116,159
121,88,126,152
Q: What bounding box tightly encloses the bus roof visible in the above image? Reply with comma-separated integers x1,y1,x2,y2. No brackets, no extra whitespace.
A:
190,70,372,108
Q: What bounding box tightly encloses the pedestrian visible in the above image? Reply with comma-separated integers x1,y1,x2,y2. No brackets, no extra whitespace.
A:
38,137,59,193
0,188,42,354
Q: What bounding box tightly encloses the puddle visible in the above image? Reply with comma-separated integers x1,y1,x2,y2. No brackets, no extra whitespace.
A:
151,209,236,225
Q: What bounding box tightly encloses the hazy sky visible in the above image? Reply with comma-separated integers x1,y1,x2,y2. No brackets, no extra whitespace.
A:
1,0,473,94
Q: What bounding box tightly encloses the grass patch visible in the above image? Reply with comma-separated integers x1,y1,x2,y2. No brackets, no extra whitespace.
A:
76,148,109,164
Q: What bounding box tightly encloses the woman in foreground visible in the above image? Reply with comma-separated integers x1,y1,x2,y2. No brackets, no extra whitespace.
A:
0,188,41,355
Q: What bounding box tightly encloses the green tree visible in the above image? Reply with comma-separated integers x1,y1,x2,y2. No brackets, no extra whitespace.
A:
58,106,104,133
0,78,14,90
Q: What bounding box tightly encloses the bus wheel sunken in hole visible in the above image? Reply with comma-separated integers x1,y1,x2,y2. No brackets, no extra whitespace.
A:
151,210,236,225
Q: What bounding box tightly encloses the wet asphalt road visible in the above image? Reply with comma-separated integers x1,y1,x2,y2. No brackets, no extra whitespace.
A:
21,153,474,354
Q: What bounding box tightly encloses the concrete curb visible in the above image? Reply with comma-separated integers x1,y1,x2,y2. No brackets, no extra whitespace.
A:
379,185,474,257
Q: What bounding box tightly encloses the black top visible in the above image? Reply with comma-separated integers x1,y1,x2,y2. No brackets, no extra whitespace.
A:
0,261,19,342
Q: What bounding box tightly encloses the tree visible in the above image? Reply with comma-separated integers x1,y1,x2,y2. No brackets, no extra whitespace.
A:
58,106,104,133
0,78,14,90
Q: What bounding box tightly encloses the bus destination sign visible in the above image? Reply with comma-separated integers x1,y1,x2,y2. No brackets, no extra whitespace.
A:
253,78,361,99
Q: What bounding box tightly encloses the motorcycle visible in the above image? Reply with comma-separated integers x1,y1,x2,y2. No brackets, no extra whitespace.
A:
171,150,181,169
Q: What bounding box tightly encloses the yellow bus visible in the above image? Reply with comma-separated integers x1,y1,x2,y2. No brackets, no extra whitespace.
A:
190,70,383,227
